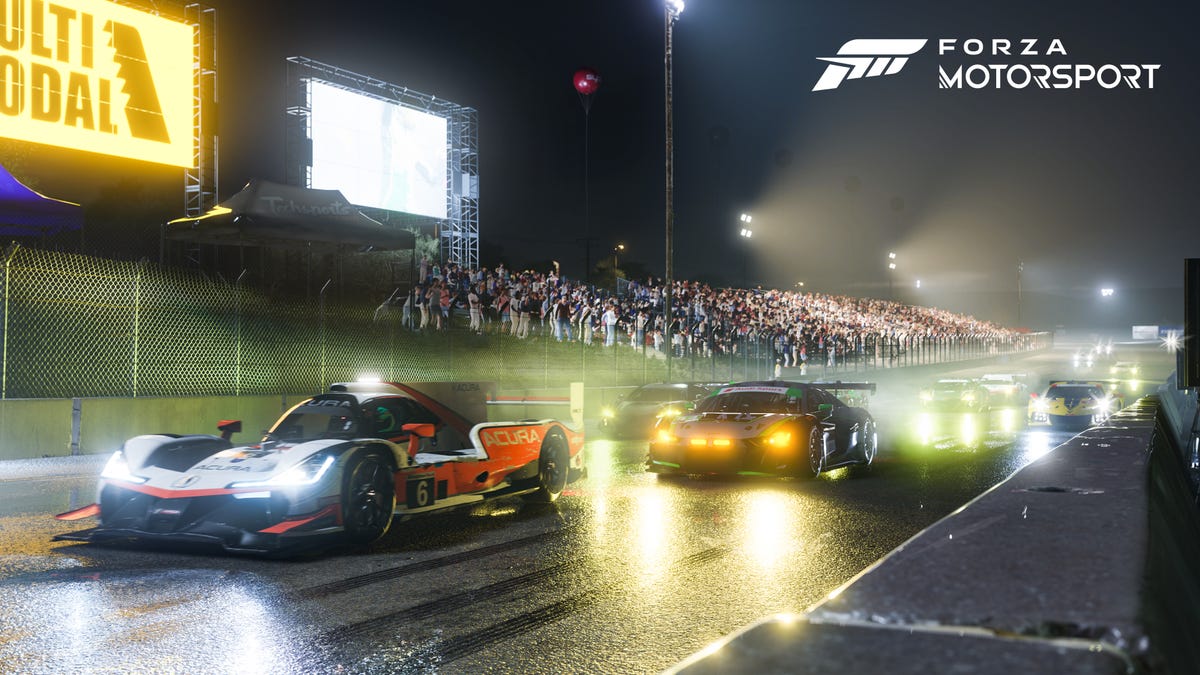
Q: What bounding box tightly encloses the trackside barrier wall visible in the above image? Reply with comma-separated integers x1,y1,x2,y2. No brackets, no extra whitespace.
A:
0,396,306,460
671,398,1200,675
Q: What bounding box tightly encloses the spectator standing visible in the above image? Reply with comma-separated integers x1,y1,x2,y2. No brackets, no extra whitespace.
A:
468,285,482,333
603,303,618,347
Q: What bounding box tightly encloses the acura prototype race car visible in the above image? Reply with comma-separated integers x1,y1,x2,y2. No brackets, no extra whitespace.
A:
647,381,877,478
55,381,584,555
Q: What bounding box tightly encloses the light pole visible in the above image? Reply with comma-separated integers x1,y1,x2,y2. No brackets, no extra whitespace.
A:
664,0,683,380
739,213,753,288
887,251,897,301
613,243,625,273
1016,260,1024,326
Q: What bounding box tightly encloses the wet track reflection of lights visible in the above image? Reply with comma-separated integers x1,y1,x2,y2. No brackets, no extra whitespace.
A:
0,343,1172,673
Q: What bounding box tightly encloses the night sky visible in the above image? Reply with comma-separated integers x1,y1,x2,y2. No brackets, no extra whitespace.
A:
11,0,1200,325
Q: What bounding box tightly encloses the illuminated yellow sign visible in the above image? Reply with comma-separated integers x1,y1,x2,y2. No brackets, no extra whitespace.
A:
0,0,193,167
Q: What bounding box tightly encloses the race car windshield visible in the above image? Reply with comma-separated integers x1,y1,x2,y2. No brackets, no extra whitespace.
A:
695,391,800,414
1047,385,1104,399
268,409,362,441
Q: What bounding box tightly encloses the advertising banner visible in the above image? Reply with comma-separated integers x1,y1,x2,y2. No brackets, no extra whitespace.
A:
0,0,193,166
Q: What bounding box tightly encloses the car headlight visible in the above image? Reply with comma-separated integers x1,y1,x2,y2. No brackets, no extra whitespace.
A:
962,393,975,403
230,454,335,488
101,451,147,484
919,391,932,402
658,406,681,419
1034,400,1049,412
655,429,677,444
601,406,615,419
766,430,792,447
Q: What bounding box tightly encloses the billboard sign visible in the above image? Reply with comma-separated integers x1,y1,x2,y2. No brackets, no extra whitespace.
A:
0,0,194,167
308,79,447,219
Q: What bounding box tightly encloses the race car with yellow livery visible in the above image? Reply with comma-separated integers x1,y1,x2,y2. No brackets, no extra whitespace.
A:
55,381,584,555
647,381,877,478
1027,380,1123,429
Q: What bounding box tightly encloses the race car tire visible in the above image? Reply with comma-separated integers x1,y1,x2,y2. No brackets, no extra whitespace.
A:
523,430,569,503
859,420,878,465
806,426,826,478
341,449,396,547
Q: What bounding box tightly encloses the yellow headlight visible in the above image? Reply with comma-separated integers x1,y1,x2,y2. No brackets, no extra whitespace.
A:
601,406,615,418
767,431,792,447
656,429,676,443
658,406,680,419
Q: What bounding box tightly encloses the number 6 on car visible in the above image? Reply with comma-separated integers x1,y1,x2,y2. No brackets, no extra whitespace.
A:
54,381,585,556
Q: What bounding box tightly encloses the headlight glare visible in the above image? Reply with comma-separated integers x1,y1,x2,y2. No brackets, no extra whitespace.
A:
231,454,335,488
101,451,147,484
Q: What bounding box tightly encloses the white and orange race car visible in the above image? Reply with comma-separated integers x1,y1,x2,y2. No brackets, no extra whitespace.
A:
55,381,584,556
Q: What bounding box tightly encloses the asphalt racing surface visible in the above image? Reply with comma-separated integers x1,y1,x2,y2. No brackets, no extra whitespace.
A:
0,340,1173,674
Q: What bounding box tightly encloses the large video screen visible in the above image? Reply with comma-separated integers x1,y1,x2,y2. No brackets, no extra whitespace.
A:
308,80,447,219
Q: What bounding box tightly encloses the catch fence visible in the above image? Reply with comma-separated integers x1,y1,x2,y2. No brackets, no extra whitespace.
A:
0,246,1050,399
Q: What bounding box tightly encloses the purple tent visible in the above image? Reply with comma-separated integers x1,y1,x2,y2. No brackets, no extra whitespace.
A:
0,163,82,236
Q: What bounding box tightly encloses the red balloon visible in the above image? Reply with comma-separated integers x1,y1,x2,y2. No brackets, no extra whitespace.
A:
573,68,601,96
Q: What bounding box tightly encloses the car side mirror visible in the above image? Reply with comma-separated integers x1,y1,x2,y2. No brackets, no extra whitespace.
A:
217,419,242,442
402,423,436,438
817,403,834,414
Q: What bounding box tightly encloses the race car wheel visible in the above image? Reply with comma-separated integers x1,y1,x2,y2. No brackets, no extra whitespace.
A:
523,431,569,503
859,420,878,465
342,449,396,547
806,426,826,478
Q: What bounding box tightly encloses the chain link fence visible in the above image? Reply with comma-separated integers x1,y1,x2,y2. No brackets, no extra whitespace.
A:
0,246,1052,399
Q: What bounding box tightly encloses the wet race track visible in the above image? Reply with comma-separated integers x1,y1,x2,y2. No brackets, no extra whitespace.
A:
0,342,1172,674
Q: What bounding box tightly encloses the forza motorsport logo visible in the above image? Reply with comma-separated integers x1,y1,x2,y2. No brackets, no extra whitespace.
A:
813,38,1160,91
0,0,193,166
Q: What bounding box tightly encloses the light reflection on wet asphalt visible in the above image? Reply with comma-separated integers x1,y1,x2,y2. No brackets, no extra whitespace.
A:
0,344,1170,673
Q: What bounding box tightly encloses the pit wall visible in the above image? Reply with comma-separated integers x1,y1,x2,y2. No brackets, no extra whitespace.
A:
670,397,1200,674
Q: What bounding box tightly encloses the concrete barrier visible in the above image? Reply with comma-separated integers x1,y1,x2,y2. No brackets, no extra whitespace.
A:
671,397,1200,674
0,395,304,460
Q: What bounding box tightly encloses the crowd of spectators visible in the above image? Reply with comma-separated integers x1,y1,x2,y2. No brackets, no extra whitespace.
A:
384,257,1029,367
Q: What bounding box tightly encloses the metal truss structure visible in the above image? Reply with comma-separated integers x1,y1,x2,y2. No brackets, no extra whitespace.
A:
284,57,479,268
184,3,219,218
109,0,218,218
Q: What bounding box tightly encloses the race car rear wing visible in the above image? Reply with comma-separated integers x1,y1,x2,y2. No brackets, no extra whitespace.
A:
810,381,878,394
1047,379,1127,389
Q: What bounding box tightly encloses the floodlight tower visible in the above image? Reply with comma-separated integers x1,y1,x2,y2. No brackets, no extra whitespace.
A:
739,213,753,288
887,251,897,300
664,0,684,379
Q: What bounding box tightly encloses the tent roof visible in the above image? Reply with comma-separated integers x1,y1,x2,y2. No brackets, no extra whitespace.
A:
0,163,82,236
165,180,415,250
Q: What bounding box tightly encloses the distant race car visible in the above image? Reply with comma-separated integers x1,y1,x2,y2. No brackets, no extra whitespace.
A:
598,382,720,439
918,379,990,413
975,373,1029,407
55,381,585,555
1109,361,1141,380
647,381,877,478
1028,380,1122,428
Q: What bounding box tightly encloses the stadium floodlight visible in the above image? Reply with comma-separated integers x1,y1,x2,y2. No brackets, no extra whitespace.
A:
740,228,753,238
740,213,752,224
667,0,685,17
1101,288,1115,297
